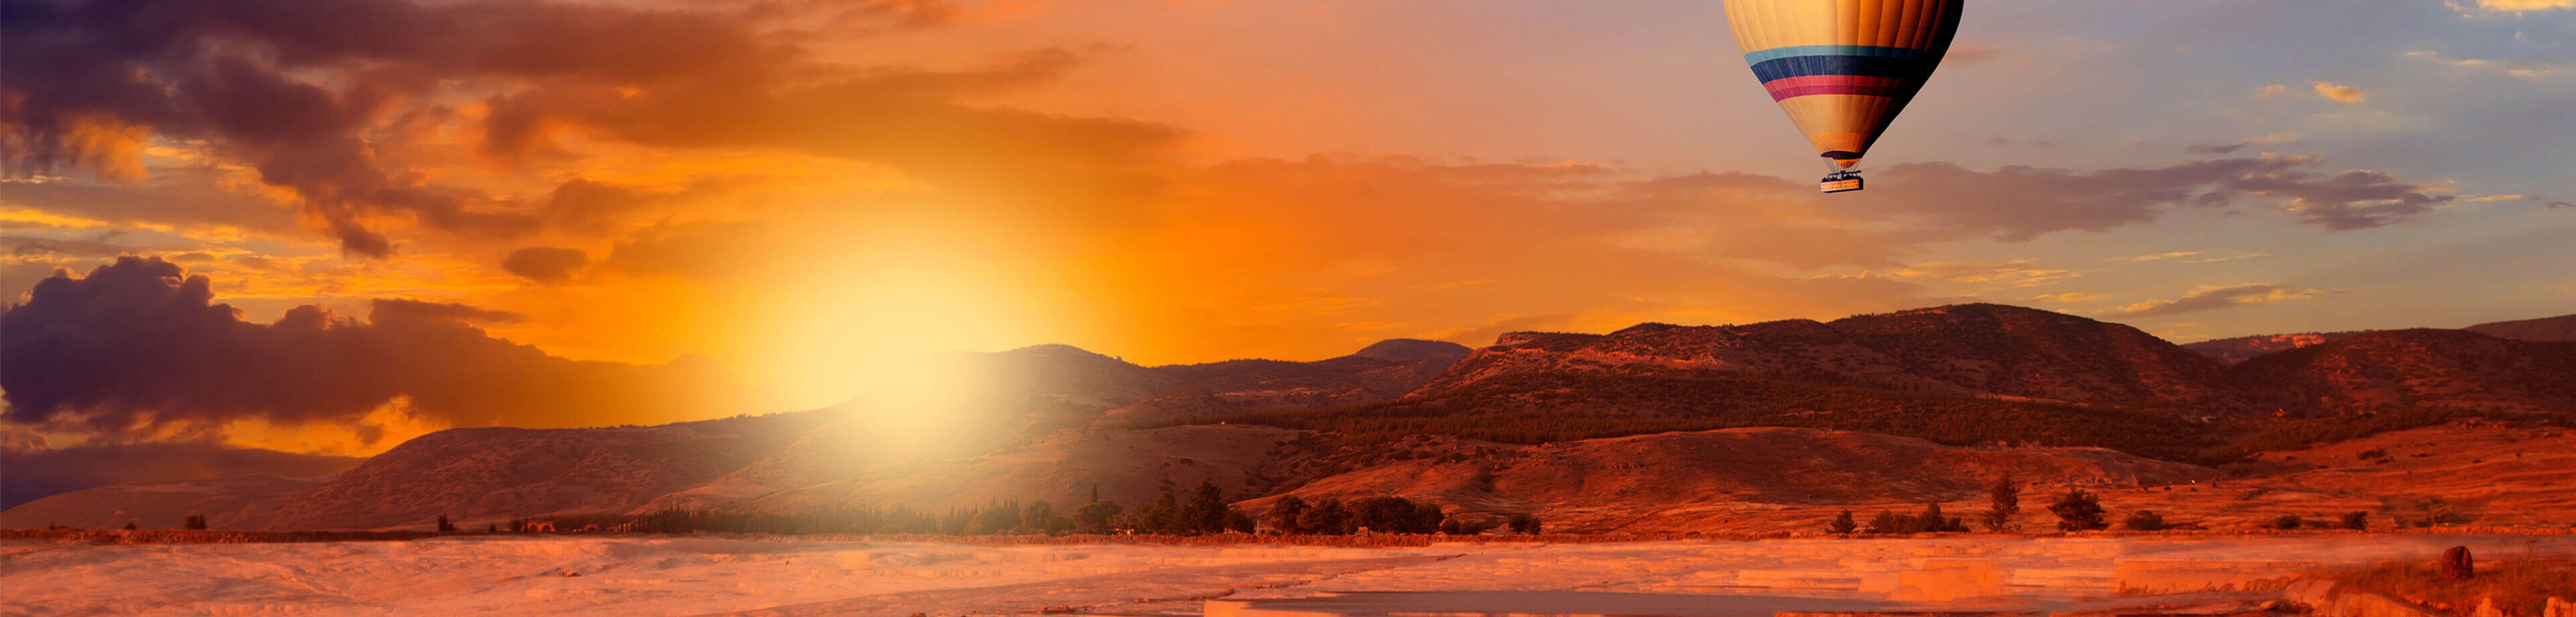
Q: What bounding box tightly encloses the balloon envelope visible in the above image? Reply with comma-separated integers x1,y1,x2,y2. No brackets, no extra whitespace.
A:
1725,0,1963,169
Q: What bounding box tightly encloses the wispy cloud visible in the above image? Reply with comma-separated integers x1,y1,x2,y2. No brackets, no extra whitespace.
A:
2189,133,2300,155
2108,284,2325,317
2184,251,2270,264
2404,50,2567,80
2313,82,2369,105
2109,251,2269,264
2451,0,2576,16
2108,251,2203,263
1885,259,2081,288
2024,292,2104,303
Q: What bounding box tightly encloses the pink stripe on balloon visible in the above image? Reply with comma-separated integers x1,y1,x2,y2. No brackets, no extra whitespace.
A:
1763,75,1905,101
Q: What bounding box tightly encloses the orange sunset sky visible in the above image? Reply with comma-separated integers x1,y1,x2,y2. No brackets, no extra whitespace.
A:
3,0,2572,459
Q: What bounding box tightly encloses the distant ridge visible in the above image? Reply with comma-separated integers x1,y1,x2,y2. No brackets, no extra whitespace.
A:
2178,312,2573,363
1419,303,2237,408
2183,331,2371,365
2467,313,2576,343
2234,328,2576,414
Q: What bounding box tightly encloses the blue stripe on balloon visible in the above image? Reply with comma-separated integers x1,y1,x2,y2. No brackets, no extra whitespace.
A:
1741,45,1932,64
1749,55,1933,83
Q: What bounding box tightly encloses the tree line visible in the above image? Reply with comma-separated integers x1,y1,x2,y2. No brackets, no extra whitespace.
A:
1825,473,2408,535
496,481,1542,537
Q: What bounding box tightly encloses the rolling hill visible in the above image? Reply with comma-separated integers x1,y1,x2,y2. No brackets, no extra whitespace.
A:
2178,312,2573,364
2233,329,2576,415
2466,313,2576,343
2183,331,2371,365
12,305,2575,533
1416,304,2241,409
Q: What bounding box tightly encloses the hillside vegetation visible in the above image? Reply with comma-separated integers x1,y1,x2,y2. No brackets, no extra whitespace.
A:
1155,371,2224,461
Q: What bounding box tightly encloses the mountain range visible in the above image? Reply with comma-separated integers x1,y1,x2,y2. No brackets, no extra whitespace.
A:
2180,313,2576,364
7,305,2571,533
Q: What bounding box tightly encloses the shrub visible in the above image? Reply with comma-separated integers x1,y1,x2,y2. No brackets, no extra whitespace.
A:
1075,500,1122,534
2123,510,2168,531
1140,491,1181,534
436,513,455,534
1350,497,1421,533
1866,510,1913,535
184,514,207,530
1917,502,1969,532
1827,510,1858,535
1267,496,1309,534
1299,498,1350,535
1984,471,2020,531
1022,501,1060,534
1410,503,1445,535
2341,511,2370,530
2272,514,2304,530
2049,489,2107,531
1506,512,1542,535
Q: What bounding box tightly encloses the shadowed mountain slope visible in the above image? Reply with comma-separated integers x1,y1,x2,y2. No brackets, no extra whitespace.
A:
1416,304,2239,409
2177,312,2569,364
2466,313,2576,343
2233,329,2576,415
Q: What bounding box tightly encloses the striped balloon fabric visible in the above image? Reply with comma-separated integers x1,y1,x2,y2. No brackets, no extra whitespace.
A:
1725,0,1964,170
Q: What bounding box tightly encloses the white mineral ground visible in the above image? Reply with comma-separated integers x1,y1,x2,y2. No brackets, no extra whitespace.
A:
4,535,2568,617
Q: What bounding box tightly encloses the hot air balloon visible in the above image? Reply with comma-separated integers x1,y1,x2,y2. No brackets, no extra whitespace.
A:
1724,0,1964,193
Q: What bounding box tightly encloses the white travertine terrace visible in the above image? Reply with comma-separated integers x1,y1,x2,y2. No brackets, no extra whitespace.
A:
3,535,2568,616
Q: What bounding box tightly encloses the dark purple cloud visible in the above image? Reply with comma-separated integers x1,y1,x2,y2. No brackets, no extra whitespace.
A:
500,246,590,284
0,0,1167,255
0,256,751,433
367,298,522,324
1841,156,2467,239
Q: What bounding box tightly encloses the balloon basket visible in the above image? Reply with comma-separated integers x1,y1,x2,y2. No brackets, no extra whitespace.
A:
1819,170,1864,194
